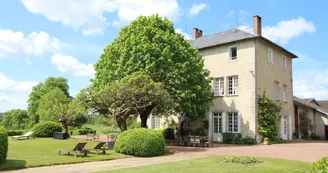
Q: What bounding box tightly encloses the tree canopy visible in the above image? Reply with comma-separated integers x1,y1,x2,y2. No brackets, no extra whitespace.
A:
1,109,29,130
27,77,70,126
77,72,171,131
38,88,86,135
92,14,213,121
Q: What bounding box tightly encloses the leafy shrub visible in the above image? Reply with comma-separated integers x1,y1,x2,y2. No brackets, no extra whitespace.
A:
0,126,8,164
33,121,62,137
163,127,175,140
223,132,242,144
310,133,321,140
128,121,141,129
242,136,255,145
154,129,164,138
191,128,206,136
74,127,96,135
6,130,24,136
293,132,299,139
114,128,165,157
270,137,283,144
309,156,328,172
222,156,262,165
101,127,120,134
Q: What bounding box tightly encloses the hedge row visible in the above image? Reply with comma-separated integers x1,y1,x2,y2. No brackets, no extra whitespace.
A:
0,126,8,164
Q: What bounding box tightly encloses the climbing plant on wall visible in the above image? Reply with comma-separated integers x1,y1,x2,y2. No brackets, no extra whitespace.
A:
299,109,313,137
257,93,282,141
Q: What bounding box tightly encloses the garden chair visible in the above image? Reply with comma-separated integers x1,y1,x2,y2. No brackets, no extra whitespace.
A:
58,142,88,157
85,142,106,154
12,132,34,140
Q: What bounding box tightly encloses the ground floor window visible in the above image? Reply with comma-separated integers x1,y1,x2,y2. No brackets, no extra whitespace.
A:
151,116,159,129
227,112,239,132
213,113,222,133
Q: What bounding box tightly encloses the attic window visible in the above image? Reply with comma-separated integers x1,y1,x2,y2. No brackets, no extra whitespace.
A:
229,47,237,61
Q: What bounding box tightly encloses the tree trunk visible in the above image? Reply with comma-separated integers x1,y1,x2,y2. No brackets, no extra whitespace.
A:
62,121,70,137
140,105,155,128
116,118,127,132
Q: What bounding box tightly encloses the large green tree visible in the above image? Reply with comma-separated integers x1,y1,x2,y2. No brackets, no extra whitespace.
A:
92,15,213,127
77,72,171,131
1,109,29,130
27,77,70,126
38,88,86,135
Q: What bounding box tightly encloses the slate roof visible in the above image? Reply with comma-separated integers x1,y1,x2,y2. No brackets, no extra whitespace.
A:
189,28,298,58
317,100,328,110
293,96,328,115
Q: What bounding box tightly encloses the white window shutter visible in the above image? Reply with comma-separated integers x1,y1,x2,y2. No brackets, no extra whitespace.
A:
222,112,227,133
208,112,213,138
237,112,242,133
280,116,283,138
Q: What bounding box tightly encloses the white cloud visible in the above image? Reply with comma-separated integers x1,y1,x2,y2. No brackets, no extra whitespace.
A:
293,53,328,100
21,0,182,36
175,28,191,40
238,17,316,45
263,17,316,45
51,54,95,78
0,73,38,112
189,3,207,16
0,29,61,60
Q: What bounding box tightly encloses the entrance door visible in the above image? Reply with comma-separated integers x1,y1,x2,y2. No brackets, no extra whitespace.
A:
212,113,223,142
325,125,328,140
281,116,288,140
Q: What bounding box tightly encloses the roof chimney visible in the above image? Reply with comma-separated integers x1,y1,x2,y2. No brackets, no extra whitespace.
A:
253,15,262,36
193,28,202,39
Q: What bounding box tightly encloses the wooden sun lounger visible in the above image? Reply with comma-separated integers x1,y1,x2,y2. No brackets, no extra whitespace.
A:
85,142,106,154
12,132,34,140
58,142,88,157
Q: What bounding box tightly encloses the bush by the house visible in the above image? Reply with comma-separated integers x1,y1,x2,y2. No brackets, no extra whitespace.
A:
223,132,242,144
114,128,165,157
310,133,321,140
309,156,328,172
101,127,120,134
163,127,175,140
154,129,164,138
6,130,24,136
0,126,8,164
222,156,262,165
74,127,96,135
33,121,62,137
242,136,255,145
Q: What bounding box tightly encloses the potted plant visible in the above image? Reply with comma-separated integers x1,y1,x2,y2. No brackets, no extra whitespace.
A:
263,137,269,145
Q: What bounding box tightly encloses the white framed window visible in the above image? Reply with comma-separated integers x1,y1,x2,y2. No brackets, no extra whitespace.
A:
268,47,273,64
274,81,279,101
228,46,238,61
227,76,238,96
151,116,159,129
282,55,287,71
213,77,224,96
213,113,222,133
227,113,239,133
283,84,287,102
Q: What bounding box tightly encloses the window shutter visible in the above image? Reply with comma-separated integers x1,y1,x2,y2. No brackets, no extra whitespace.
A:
208,112,213,138
280,116,283,138
288,116,292,140
222,112,227,133
237,112,242,133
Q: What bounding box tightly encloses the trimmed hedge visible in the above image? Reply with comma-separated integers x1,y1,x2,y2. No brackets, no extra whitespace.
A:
223,132,242,144
0,126,8,164
163,127,175,140
7,130,24,136
309,156,328,172
114,128,165,157
74,127,96,135
33,121,62,137
310,133,321,140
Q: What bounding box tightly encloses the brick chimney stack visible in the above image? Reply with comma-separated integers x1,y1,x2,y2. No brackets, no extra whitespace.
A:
253,15,262,36
193,28,203,39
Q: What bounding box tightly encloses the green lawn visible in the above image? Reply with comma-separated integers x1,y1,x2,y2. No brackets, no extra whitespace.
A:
98,156,311,173
0,137,128,171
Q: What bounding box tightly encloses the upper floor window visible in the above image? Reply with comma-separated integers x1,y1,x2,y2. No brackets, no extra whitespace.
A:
274,81,279,101
268,47,273,64
283,84,287,102
282,55,287,71
227,76,238,96
228,46,238,61
213,77,224,96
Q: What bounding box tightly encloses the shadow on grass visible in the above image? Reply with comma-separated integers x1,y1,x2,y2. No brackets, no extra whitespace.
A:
0,159,27,171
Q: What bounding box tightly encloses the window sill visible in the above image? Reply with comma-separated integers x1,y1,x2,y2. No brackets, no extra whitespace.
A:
275,99,280,102
228,59,238,62
227,94,239,97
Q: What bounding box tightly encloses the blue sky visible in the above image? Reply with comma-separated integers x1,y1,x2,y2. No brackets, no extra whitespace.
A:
0,0,327,112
